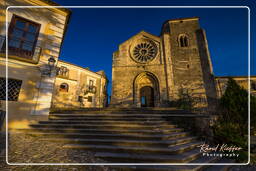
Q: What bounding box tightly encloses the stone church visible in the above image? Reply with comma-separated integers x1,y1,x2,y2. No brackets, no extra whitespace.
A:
111,17,218,110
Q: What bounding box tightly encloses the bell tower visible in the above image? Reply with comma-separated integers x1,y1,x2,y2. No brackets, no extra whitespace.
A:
161,17,217,111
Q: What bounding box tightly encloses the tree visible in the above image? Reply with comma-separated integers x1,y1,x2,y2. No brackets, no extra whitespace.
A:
213,78,256,161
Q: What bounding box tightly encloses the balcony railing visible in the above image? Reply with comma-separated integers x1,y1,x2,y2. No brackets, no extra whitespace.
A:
0,35,41,63
84,85,97,95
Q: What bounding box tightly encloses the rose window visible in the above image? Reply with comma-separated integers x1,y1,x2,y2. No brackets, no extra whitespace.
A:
131,42,157,63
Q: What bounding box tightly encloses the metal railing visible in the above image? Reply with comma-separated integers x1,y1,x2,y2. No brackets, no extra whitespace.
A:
0,35,41,63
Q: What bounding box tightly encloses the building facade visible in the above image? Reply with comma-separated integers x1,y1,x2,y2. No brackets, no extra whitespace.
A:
111,17,217,110
215,76,256,97
51,60,108,109
0,0,70,128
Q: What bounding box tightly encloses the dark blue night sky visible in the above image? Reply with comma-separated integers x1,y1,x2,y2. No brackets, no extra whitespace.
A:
53,1,255,95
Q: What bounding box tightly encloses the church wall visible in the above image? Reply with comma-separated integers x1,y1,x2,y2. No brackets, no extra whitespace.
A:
165,18,209,109
111,31,169,107
111,18,217,109
196,29,218,112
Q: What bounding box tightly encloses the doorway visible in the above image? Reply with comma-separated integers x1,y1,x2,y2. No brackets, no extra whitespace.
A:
140,86,154,107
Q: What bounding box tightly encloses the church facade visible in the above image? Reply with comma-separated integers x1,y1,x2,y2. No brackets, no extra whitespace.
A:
111,17,217,110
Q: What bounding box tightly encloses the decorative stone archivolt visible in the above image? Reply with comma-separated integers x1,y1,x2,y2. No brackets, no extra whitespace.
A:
130,40,158,63
133,72,160,107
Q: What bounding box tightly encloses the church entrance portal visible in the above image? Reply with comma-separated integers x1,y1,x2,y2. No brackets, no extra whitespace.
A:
133,72,159,107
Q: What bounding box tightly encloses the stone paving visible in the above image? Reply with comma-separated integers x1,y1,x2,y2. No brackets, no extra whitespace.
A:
0,132,256,171
0,132,114,171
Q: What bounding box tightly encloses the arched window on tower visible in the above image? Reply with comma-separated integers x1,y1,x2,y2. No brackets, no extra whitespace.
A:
59,83,69,92
178,34,189,47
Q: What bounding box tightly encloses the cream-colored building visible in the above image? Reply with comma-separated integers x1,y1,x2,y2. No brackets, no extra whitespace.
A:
51,60,108,109
215,76,256,97
0,0,70,128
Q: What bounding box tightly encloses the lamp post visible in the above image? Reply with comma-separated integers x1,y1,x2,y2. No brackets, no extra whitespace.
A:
48,56,56,73
40,56,57,77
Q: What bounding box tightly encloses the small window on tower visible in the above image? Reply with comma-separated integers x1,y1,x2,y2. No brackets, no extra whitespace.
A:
178,34,189,47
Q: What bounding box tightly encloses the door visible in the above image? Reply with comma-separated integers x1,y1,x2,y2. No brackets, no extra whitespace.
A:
140,86,154,107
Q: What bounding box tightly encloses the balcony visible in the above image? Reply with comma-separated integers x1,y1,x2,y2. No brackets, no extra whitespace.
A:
0,35,41,64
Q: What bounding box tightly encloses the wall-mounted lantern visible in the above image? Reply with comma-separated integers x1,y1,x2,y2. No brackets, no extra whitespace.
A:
48,56,56,71
40,56,57,77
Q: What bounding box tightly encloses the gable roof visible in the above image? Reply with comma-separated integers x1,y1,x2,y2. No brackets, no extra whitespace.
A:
119,30,160,47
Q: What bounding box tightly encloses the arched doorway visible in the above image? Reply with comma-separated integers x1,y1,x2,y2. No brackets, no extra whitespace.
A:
133,72,159,107
140,86,154,107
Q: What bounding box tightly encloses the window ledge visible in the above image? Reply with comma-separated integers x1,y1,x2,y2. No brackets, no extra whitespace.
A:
0,52,39,64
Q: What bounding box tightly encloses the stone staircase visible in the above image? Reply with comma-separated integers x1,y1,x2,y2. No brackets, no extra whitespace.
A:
17,109,232,170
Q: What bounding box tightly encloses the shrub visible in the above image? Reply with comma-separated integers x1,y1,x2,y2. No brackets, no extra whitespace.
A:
213,78,256,162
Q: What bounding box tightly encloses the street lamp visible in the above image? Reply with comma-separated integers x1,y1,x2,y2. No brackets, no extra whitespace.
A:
40,56,56,77
48,56,56,71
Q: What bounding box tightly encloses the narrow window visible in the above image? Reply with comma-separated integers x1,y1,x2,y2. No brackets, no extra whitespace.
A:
6,15,40,59
89,80,94,91
179,34,189,47
184,36,188,47
0,77,22,101
59,83,69,92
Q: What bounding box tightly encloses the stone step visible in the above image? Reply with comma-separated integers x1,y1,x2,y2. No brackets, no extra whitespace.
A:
49,113,199,118
94,148,202,163
63,141,201,155
29,123,177,130
48,116,164,121
50,108,192,115
39,120,167,125
16,127,185,134
42,136,198,148
167,141,202,153
49,113,167,118
26,131,193,141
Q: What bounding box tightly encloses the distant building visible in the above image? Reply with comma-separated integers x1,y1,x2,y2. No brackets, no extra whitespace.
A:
51,60,108,109
215,76,256,97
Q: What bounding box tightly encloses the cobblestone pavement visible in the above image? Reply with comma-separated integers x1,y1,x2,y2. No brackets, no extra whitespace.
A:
1,132,256,171
0,132,114,171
